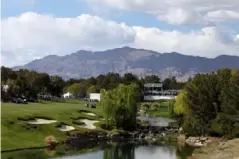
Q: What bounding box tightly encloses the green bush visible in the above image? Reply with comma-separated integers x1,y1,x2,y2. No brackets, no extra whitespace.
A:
142,103,150,110
231,126,239,138
210,119,223,136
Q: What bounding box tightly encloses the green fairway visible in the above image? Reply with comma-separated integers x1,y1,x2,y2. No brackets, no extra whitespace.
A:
141,101,170,117
1,100,105,151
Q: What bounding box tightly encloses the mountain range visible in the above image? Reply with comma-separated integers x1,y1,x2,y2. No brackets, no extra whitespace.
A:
13,47,239,81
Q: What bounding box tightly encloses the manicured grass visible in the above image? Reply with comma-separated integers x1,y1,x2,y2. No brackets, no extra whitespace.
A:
1,100,105,151
140,101,170,118
147,110,170,118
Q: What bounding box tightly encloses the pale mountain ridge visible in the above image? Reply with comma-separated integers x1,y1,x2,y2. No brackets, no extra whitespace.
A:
13,46,239,81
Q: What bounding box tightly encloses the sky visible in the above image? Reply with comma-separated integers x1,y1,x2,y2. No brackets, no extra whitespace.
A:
1,0,239,67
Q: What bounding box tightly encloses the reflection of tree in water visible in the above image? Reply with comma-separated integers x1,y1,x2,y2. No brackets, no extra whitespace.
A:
103,143,135,159
1,149,48,159
136,144,172,156
175,144,194,159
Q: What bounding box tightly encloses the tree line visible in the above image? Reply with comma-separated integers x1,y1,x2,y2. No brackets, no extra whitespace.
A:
172,68,239,138
1,67,65,100
1,66,185,100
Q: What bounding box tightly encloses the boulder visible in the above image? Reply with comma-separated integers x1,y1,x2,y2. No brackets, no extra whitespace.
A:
161,133,166,137
139,133,145,139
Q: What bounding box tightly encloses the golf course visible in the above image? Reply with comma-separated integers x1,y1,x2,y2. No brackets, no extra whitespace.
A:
1,99,172,151
1,100,106,151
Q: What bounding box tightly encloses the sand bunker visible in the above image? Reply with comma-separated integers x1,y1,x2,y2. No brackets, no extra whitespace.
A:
57,125,75,132
78,119,99,129
27,118,57,124
83,112,96,116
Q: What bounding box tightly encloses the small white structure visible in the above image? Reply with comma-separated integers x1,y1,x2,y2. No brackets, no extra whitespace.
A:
63,92,73,98
2,85,9,92
89,93,100,101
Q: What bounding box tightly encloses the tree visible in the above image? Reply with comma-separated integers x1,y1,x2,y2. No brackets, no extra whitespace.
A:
67,83,86,97
96,74,106,89
122,73,138,85
143,75,160,83
181,69,239,136
1,66,17,82
174,89,187,115
172,90,187,125
102,73,121,90
163,76,185,90
218,69,239,136
163,78,171,90
184,74,220,135
86,85,99,96
48,76,65,97
87,77,97,86
35,73,51,95
168,99,176,118
6,79,20,97
100,84,140,130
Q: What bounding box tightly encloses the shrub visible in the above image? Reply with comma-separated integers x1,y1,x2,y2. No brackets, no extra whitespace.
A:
142,103,150,110
152,104,159,110
45,136,57,147
100,124,113,130
210,119,223,136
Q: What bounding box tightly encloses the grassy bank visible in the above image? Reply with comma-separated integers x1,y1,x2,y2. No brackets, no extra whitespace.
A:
1,100,106,151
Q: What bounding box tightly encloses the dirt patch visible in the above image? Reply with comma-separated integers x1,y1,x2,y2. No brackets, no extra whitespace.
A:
193,138,239,159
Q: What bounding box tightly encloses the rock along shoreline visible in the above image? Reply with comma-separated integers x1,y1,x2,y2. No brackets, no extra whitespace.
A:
65,126,180,146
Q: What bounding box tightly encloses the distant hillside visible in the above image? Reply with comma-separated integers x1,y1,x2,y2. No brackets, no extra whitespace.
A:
13,46,239,81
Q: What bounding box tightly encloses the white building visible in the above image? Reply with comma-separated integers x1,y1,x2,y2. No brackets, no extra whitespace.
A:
63,92,73,98
143,83,179,101
89,93,100,101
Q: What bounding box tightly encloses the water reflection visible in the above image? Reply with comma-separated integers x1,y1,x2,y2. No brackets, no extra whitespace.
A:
103,143,135,159
1,142,194,159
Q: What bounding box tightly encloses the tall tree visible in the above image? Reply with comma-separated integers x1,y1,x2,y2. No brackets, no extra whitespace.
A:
184,74,220,135
174,89,187,115
218,69,239,136
48,76,65,97
100,83,140,130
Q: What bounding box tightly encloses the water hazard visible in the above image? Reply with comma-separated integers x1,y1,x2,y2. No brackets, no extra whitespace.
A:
2,141,194,159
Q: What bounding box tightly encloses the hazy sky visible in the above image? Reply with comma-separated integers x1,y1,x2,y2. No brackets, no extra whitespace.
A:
1,0,239,67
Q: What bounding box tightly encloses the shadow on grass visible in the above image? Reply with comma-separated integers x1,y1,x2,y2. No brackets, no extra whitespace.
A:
17,115,55,121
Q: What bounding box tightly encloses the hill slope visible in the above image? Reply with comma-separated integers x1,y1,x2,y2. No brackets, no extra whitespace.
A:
13,47,239,81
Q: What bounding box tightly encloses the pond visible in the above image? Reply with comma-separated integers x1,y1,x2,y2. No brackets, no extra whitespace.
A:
1,141,194,159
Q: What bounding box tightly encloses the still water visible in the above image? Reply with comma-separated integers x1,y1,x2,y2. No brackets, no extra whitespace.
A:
2,141,194,159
